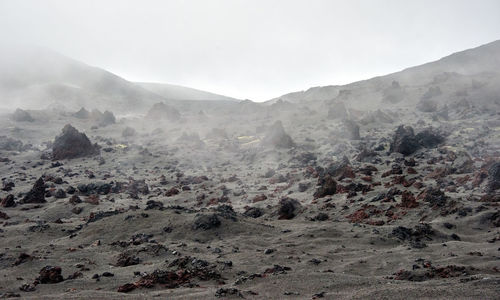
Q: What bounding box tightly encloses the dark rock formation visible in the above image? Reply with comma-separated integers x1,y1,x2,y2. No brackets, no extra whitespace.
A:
193,214,221,230
52,124,99,160
277,198,301,219
487,162,500,192
36,266,64,284
1,194,16,207
415,129,444,148
390,125,420,156
314,175,337,198
261,120,295,148
73,107,90,119
11,108,34,122
122,127,137,138
342,119,360,140
146,102,181,121
21,177,46,204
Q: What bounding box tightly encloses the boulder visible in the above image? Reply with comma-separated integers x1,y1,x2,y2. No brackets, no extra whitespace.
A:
415,128,444,148
73,107,90,119
451,151,474,174
390,125,420,156
313,175,337,198
146,102,181,121
11,108,34,122
52,125,99,160
261,120,295,148
122,127,137,138
36,266,63,284
277,198,301,219
20,177,46,204
342,119,360,140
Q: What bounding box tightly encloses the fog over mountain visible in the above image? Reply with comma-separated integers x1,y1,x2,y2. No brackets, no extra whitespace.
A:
0,1,499,299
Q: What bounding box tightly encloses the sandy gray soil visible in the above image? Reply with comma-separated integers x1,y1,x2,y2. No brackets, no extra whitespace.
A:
0,41,500,300
0,95,499,300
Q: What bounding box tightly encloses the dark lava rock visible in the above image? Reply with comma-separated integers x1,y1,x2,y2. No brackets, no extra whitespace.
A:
0,210,9,219
54,189,67,199
298,182,310,192
312,213,329,221
73,107,90,119
215,288,243,298
99,110,116,127
122,127,137,138
392,223,434,248
20,177,46,204
342,119,360,140
2,180,15,191
145,200,164,210
193,214,221,230
390,125,421,156
1,194,16,207
11,108,34,122
146,102,181,121
418,187,448,208
261,120,295,148
313,175,337,198
324,156,351,177
277,198,302,220
52,124,99,160
487,162,500,192
243,207,263,218
451,151,474,174
415,129,444,148
36,266,63,284
416,99,438,112
0,136,27,151
115,253,140,267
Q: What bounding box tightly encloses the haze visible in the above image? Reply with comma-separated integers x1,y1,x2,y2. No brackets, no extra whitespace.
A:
1,0,500,101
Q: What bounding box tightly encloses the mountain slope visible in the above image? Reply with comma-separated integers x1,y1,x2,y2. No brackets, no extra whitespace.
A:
136,82,239,102
0,46,168,113
271,40,500,110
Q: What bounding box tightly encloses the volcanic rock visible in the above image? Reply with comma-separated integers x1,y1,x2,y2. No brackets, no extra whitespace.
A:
11,108,34,122
313,175,337,198
1,194,15,207
146,102,181,121
261,120,295,148
52,124,99,160
193,214,221,230
277,198,301,220
36,266,64,284
390,125,421,156
20,177,46,204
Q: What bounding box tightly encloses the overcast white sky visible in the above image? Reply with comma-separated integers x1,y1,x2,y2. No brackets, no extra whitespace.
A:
1,0,500,101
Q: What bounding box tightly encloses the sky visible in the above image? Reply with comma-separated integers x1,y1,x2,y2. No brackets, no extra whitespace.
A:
1,0,500,101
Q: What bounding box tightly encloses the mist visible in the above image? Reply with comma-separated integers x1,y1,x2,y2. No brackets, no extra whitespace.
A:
0,1,499,299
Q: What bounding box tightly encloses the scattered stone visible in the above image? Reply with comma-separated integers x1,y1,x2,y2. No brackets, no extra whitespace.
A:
20,177,46,204
11,108,34,122
52,124,99,160
1,194,16,207
313,175,337,198
36,266,64,284
193,214,221,230
277,198,301,220
261,120,295,148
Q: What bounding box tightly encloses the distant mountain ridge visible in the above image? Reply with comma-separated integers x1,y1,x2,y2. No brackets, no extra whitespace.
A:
0,46,238,113
136,82,239,102
270,40,500,108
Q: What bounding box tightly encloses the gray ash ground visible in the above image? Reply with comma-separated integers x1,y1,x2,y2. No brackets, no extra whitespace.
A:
0,98,499,299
